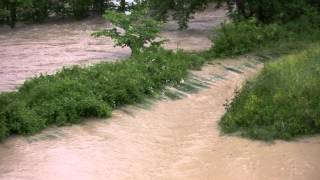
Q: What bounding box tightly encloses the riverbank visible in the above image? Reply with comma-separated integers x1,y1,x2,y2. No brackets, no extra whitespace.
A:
1,57,319,180
0,7,227,92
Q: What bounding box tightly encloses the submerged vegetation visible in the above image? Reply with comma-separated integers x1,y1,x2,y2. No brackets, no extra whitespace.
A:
0,4,209,141
0,47,206,141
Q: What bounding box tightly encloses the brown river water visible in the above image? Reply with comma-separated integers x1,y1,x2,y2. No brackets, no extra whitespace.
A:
0,6,320,180
0,7,226,92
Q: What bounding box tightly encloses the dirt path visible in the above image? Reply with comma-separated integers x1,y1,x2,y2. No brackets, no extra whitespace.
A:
0,58,319,180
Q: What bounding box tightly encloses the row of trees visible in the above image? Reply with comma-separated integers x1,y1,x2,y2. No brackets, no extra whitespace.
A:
147,0,213,30
148,0,320,28
0,0,214,30
0,0,129,28
1,0,319,29
221,0,320,23
129,0,320,30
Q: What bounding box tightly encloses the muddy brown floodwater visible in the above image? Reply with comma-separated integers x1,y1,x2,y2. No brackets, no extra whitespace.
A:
1,6,320,180
0,58,319,180
0,7,227,92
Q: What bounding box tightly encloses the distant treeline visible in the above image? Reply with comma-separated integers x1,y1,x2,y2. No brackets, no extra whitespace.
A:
0,0,129,28
1,0,319,30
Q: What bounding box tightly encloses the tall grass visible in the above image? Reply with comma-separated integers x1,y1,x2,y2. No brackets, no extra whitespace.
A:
220,47,320,140
0,47,206,141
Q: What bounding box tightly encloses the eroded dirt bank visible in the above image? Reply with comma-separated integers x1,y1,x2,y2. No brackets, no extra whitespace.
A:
0,58,319,180
0,7,226,92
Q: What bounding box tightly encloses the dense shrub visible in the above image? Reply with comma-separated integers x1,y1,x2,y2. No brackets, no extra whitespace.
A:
148,0,211,30
0,47,207,141
5,101,46,135
220,0,319,24
211,14,320,57
0,8,9,18
211,19,284,57
220,47,320,140
0,0,117,27
31,0,49,23
0,115,8,140
71,0,91,19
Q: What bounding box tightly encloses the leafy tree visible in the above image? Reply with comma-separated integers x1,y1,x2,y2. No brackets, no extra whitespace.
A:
118,0,127,12
71,0,91,19
29,0,49,23
0,0,32,28
146,0,320,29
50,0,68,18
217,0,320,23
93,0,111,15
92,8,164,55
148,0,213,30
0,9,9,18
0,0,121,27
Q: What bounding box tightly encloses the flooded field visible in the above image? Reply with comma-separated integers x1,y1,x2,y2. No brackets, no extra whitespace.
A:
0,58,319,180
1,6,319,180
0,7,226,92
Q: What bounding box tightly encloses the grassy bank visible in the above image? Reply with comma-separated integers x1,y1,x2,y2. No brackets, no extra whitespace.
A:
0,47,206,140
211,16,320,59
210,13,320,141
1,13,320,141
220,47,320,140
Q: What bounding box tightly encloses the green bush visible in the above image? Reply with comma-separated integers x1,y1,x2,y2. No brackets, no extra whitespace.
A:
0,8,9,18
92,9,164,55
0,115,8,140
31,0,49,23
5,101,46,135
0,47,207,141
71,0,91,19
222,0,319,24
211,14,320,58
220,47,320,140
211,19,285,57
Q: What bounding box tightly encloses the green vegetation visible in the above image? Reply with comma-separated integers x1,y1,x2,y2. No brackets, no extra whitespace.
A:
1,0,319,30
0,8,9,18
0,0,129,28
0,47,206,141
211,20,284,57
211,13,320,57
0,5,207,141
92,9,164,55
147,0,320,29
147,0,212,30
0,0,213,29
220,48,320,140
219,0,320,24
214,3,320,140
